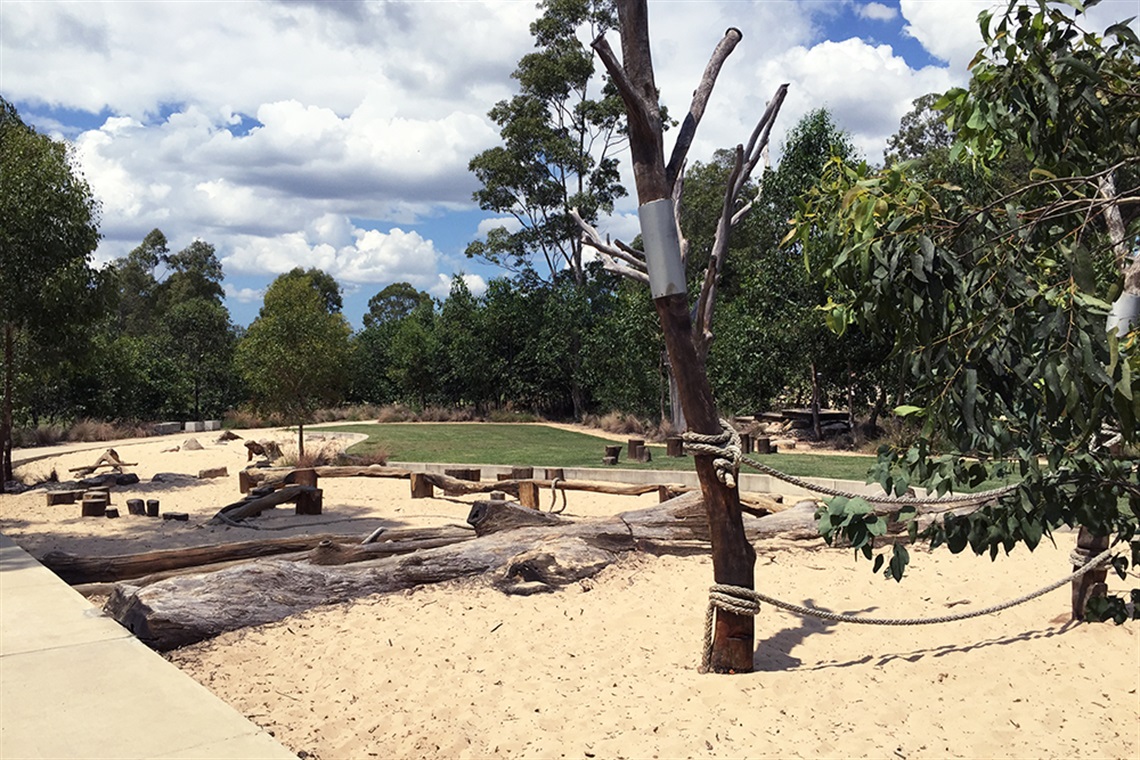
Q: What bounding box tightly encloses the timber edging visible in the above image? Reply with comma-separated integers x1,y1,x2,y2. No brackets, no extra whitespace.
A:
388,461,906,500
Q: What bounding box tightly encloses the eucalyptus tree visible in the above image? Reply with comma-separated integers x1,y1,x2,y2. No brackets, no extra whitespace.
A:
793,0,1139,617
236,271,352,456
0,98,105,480
467,0,626,285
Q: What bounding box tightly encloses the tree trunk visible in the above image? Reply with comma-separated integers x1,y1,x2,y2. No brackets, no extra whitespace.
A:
2,322,14,482
297,421,305,459
810,362,822,440
594,0,755,672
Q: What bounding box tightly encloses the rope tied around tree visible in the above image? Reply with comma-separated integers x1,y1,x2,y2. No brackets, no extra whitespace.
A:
684,418,1020,506
682,419,743,488
699,546,1117,673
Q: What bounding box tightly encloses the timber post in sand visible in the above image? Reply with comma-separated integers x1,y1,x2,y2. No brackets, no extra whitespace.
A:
594,0,755,672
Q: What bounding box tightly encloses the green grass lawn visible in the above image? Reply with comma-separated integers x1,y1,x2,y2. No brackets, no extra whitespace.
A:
323,422,883,483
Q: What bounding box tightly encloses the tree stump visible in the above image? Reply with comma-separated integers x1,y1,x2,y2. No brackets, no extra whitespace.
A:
603,445,622,464
105,508,120,519
602,456,618,466
490,491,507,501
81,495,107,517
1071,527,1110,621
295,487,323,516
740,433,752,455
127,499,146,516
288,468,319,488
511,466,534,480
627,439,644,462
755,436,773,455
146,500,160,517
410,472,434,499
444,468,481,482
238,469,256,494
162,512,189,522
545,468,565,480
518,481,541,509
46,490,81,506
666,436,684,457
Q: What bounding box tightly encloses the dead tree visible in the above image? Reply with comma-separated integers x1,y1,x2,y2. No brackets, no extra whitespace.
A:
572,28,787,431
584,1,778,673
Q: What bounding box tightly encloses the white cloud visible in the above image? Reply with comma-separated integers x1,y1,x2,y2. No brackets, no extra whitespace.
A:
224,222,443,288
224,284,265,304
899,0,999,70
858,3,899,22
430,273,487,300
476,217,524,238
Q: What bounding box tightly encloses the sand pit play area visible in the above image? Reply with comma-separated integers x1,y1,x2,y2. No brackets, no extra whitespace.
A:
3,427,1137,760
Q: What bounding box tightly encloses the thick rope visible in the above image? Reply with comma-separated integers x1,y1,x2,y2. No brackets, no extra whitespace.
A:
549,477,568,514
684,418,1019,505
682,419,743,488
700,546,1116,672
741,453,1020,505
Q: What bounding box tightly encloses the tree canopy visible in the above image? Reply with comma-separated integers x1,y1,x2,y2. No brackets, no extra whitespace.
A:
466,0,626,284
1,98,105,480
235,271,352,456
792,0,1139,617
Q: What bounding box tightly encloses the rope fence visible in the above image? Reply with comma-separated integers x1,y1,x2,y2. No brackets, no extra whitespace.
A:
680,419,1123,672
701,546,1117,672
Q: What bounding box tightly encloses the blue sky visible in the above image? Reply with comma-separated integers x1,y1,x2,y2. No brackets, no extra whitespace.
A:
3,0,1136,329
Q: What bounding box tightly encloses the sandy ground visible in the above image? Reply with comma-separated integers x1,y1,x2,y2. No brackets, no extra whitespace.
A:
4,430,1138,760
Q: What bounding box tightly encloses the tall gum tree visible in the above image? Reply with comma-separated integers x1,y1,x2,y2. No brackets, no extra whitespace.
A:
0,98,104,481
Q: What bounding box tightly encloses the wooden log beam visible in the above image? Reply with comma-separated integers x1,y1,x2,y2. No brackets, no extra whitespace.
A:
103,490,992,651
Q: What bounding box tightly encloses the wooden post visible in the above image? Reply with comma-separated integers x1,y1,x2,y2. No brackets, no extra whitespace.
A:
627,439,644,462
146,499,160,517
544,468,565,480
444,468,480,482
81,494,107,517
666,436,684,457
126,499,146,516
511,466,534,480
410,472,434,499
518,480,540,509
238,469,255,494
604,445,622,464
1071,527,1109,621
289,468,319,489
295,488,323,516
755,436,772,455
594,5,756,672
740,433,752,455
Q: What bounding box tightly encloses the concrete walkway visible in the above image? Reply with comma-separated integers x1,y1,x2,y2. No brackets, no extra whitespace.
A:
0,534,295,760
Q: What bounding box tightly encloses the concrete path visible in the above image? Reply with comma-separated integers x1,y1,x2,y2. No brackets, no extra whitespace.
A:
0,534,295,760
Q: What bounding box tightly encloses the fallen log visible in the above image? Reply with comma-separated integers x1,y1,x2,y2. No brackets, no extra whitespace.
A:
105,492,990,651
210,484,318,523
45,526,476,585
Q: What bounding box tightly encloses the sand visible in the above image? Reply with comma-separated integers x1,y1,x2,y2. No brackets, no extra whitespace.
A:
4,429,1138,760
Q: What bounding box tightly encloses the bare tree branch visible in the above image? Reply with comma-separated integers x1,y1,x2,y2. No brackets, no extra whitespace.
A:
665,28,744,192
693,145,745,355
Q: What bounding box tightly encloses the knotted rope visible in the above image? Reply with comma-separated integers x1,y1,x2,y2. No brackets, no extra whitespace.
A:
700,546,1116,672
683,418,1019,505
682,419,743,488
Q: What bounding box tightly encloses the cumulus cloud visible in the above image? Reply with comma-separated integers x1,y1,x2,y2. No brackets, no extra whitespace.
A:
430,273,487,299
224,222,443,288
858,3,899,22
476,217,524,238
224,284,265,304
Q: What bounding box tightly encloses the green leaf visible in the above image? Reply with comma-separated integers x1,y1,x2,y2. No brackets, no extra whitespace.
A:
894,405,924,417
888,544,910,582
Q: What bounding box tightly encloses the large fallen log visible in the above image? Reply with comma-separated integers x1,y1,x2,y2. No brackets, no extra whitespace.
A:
105,492,988,651
42,526,476,585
